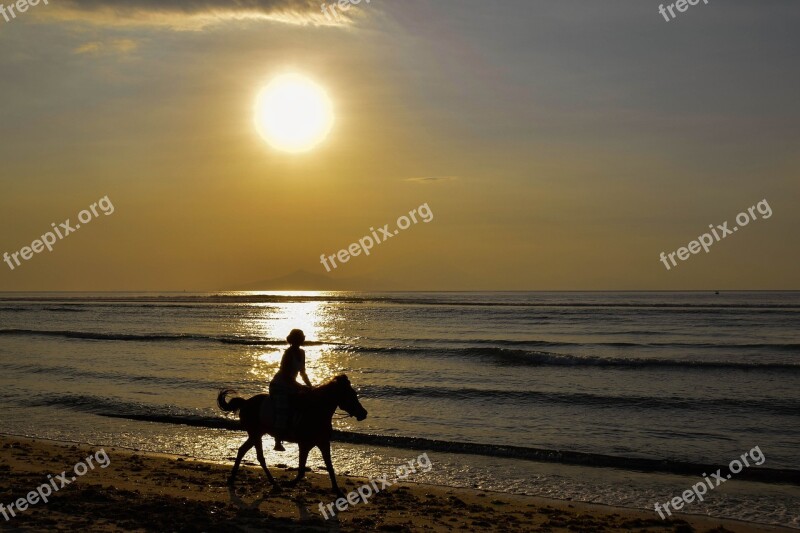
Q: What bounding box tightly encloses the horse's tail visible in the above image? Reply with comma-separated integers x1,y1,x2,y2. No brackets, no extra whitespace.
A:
217,389,246,414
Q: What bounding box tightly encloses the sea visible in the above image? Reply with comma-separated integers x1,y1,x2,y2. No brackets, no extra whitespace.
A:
0,291,798,528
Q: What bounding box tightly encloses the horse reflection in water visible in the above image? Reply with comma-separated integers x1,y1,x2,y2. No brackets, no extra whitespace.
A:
218,374,368,496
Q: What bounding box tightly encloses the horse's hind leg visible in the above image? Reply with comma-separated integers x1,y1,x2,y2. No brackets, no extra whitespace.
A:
254,438,279,488
229,437,255,486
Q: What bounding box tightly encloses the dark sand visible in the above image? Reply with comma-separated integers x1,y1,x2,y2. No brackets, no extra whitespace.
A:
0,436,793,532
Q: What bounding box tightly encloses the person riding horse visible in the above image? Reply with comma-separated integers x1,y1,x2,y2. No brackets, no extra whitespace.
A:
269,329,312,451
218,372,368,494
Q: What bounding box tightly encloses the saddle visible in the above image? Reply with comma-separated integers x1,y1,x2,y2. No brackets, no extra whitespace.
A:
262,393,306,437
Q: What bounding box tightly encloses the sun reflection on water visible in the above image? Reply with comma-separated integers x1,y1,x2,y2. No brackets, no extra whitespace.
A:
236,292,352,386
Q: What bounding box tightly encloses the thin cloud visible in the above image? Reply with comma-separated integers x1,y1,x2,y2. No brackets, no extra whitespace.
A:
73,39,139,55
404,176,459,184
45,0,347,29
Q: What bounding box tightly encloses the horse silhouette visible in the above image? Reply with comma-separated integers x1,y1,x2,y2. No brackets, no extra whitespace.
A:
217,374,367,495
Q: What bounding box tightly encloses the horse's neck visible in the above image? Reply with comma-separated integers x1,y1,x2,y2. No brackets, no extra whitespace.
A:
311,382,339,418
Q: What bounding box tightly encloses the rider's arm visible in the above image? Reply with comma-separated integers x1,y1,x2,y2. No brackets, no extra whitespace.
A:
298,349,312,386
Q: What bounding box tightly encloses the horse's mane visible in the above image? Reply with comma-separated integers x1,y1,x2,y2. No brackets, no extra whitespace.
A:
294,374,349,405
314,374,349,391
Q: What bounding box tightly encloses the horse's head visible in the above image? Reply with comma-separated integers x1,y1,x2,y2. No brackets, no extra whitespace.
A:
333,374,368,421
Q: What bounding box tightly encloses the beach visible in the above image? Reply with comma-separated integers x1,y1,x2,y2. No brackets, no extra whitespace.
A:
2,435,794,532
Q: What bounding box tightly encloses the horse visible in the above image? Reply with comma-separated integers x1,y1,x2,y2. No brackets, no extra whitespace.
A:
217,374,368,496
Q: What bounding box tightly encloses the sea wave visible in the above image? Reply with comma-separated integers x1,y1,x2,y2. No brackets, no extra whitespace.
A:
2,293,800,309
15,391,800,484
378,337,800,351
4,362,796,416
2,328,798,371
358,345,800,371
0,329,330,346
357,385,800,416
544,340,800,351
22,382,800,424
0,362,235,390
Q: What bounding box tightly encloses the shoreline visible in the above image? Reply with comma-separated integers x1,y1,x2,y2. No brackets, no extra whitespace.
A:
1,435,795,532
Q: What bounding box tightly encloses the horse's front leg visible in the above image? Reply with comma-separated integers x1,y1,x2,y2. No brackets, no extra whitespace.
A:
319,441,344,497
254,438,280,489
286,442,311,487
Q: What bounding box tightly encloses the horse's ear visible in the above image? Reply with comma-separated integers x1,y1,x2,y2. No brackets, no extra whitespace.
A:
335,374,349,384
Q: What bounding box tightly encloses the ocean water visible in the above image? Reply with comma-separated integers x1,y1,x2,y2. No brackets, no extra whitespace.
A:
1,291,799,528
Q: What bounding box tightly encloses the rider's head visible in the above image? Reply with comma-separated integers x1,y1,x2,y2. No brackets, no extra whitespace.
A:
286,329,305,347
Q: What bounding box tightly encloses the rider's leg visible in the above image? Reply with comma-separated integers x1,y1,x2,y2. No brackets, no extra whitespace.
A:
273,392,288,451
273,417,286,451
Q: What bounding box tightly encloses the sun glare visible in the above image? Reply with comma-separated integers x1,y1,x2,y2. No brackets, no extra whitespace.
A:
255,74,334,153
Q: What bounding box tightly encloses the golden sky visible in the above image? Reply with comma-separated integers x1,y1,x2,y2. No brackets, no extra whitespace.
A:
0,0,798,290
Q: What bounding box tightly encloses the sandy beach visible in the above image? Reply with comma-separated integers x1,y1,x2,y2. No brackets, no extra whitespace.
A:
0,435,793,532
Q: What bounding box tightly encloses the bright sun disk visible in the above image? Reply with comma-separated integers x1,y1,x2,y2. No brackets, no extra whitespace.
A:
255,74,334,153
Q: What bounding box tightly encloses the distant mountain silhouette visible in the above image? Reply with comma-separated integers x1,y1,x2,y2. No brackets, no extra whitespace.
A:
228,269,407,291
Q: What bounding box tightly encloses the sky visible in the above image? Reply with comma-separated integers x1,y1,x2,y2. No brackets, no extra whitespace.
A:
0,0,798,291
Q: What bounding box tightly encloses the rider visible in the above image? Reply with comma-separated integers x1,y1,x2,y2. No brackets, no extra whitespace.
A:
270,329,313,451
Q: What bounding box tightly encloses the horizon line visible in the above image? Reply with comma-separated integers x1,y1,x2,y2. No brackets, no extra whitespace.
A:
1,289,799,294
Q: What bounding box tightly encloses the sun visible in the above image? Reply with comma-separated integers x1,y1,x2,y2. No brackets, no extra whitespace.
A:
255,74,334,153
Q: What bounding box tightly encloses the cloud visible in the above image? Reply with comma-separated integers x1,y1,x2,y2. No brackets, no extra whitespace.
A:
73,39,139,55
404,176,459,184
45,0,347,29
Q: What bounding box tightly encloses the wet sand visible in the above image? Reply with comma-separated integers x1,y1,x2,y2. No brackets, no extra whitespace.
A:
0,435,793,532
